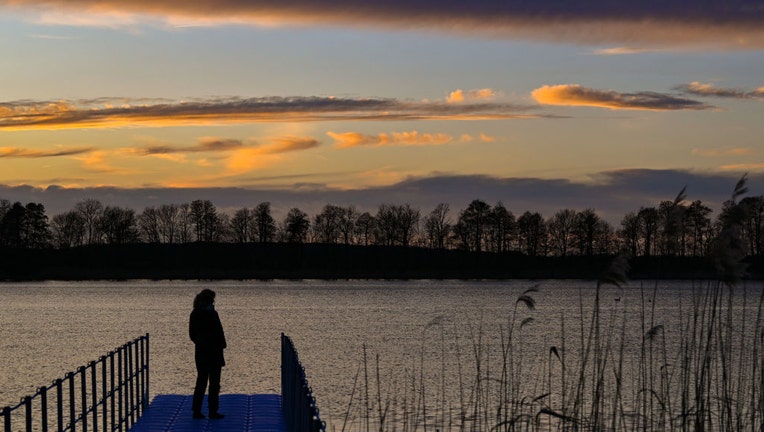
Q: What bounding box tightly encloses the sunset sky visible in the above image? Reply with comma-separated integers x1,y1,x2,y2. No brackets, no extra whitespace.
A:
1,0,763,222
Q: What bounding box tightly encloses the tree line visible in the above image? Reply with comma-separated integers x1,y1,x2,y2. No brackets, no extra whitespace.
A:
0,190,762,258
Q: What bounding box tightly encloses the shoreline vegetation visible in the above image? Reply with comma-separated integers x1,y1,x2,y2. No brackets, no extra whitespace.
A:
2,242,764,281
332,179,764,431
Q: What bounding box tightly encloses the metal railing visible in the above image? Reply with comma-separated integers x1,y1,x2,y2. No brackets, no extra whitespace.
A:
1,334,149,432
281,333,325,432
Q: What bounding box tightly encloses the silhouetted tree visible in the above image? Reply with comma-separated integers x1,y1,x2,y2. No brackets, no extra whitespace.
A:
740,195,764,256
283,208,310,243
686,200,713,257
75,199,104,245
0,202,51,248
375,204,398,246
99,206,138,245
138,207,161,243
354,212,376,246
157,204,181,244
230,208,254,243
396,204,420,247
253,202,276,243
190,199,220,242
424,203,451,249
619,211,641,257
338,206,358,245
487,202,515,253
51,210,86,248
457,199,491,252
517,211,546,256
313,204,343,244
638,206,660,257
547,208,577,257
176,203,193,244
573,208,601,256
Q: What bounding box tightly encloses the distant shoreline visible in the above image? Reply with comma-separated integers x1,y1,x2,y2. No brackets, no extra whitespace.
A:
1,243,761,282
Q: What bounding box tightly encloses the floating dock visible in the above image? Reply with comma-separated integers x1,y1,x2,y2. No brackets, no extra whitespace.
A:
129,394,285,432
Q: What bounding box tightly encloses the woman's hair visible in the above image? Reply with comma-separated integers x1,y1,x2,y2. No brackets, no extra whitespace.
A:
193,289,216,308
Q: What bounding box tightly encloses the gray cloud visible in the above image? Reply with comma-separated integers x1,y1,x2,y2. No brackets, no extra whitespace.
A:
2,169,758,225
4,0,764,47
676,82,764,100
0,96,542,130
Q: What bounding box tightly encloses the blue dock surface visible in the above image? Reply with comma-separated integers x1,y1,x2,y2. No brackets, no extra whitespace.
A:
129,394,286,432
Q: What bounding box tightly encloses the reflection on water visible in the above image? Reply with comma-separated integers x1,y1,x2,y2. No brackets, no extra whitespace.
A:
1,279,762,431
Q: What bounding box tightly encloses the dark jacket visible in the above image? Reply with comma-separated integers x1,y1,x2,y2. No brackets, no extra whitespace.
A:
189,306,227,367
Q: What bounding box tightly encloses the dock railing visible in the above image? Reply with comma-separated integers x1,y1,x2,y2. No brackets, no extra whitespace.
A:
1,334,149,432
281,333,325,432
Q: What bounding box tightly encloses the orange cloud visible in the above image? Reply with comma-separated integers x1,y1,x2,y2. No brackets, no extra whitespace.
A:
532,84,712,111
329,131,454,148
447,88,496,104
691,147,752,157
720,163,764,171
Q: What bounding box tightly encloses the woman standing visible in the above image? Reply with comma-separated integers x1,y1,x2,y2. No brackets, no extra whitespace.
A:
189,288,227,419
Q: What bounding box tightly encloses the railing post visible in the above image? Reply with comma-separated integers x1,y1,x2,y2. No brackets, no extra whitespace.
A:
55,379,63,432
68,372,76,432
40,386,48,432
2,406,10,432
79,366,87,432
117,348,122,432
24,395,32,432
89,361,97,432
109,352,115,432
127,342,134,428
101,357,107,432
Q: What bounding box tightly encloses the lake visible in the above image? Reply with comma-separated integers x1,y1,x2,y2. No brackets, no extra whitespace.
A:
1,279,762,431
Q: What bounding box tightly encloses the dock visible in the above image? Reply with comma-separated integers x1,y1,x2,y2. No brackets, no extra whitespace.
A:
129,394,285,432
2,334,324,432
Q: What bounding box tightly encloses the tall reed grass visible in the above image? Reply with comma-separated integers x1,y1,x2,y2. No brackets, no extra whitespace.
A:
336,179,764,432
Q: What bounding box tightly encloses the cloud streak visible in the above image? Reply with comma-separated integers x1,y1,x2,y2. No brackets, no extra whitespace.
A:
0,96,540,131
677,82,764,100
532,84,713,111
4,0,764,48
0,146,94,158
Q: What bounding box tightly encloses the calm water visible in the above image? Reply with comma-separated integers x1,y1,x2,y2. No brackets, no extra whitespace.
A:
1,279,762,431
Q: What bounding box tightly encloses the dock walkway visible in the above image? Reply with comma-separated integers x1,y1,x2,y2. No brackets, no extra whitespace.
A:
129,394,285,432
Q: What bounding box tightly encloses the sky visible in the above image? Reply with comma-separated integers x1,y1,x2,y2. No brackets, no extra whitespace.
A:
1,0,763,223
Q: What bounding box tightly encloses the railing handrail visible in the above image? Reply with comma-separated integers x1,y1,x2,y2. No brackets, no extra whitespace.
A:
281,333,325,432
1,334,149,432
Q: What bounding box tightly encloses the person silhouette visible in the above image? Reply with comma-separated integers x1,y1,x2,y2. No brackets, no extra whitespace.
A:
189,289,227,419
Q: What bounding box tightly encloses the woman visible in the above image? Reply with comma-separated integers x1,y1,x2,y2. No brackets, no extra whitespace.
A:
189,288,227,419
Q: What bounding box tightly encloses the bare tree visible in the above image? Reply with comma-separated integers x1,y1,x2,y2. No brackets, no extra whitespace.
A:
313,204,343,244
253,202,276,243
51,211,86,248
456,200,491,252
488,202,515,253
638,206,660,257
138,207,161,243
517,211,546,256
75,198,104,245
424,203,452,249
619,211,641,257
547,209,577,256
99,206,138,245
230,208,253,243
354,212,376,246
157,204,180,244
